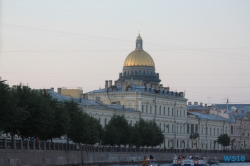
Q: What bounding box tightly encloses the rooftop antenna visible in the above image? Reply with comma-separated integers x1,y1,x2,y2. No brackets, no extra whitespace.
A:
207,97,211,104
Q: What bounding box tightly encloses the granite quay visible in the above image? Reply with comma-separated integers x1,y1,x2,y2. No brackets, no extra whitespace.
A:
1,139,250,166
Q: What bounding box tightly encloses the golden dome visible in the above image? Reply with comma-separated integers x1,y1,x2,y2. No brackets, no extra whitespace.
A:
123,50,155,67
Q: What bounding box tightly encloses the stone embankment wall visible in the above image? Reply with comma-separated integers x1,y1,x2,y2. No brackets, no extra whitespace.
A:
0,149,249,166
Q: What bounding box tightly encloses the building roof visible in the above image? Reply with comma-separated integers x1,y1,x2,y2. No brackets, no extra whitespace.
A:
188,112,229,122
89,85,186,100
187,105,210,110
48,89,137,112
212,104,250,110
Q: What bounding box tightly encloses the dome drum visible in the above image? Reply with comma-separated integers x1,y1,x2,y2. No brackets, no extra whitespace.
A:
123,66,155,77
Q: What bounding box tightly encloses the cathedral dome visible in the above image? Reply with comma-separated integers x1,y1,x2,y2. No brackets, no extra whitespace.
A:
123,50,155,67
123,34,155,67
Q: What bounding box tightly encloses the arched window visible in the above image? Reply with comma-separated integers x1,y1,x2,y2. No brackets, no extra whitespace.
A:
124,71,126,75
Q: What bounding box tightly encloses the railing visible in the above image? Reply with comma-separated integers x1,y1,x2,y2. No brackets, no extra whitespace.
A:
0,139,250,154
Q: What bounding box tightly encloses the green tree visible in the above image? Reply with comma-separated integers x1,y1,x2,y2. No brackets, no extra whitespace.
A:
0,81,28,139
103,115,131,146
85,116,104,145
12,85,54,140
65,101,90,144
130,119,164,147
149,121,165,147
42,91,70,141
217,133,230,149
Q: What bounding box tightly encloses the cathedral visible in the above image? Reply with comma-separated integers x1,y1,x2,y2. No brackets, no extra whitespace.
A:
87,34,188,148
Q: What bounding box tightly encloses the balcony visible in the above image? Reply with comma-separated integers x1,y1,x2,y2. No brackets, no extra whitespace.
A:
190,133,199,139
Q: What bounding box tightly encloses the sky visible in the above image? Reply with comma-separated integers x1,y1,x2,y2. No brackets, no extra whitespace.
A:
0,0,250,105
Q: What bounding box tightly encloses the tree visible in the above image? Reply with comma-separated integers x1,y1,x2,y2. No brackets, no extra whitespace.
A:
217,133,230,149
43,92,70,141
12,85,54,140
0,81,28,139
85,116,104,145
65,100,86,143
149,121,165,147
103,115,131,146
130,119,164,147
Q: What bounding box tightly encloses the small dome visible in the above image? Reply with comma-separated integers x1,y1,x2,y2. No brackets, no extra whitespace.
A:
123,50,155,67
136,34,142,41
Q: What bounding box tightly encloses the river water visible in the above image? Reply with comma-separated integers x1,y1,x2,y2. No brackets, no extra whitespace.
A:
101,163,250,166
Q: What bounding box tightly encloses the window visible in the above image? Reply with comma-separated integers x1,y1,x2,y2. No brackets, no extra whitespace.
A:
168,107,170,115
195,124,198,133
210,128,212,135
146,105,148,113
187,124,190,133
231,126,233,135
159,106,161,115
177,110,178,117
172,125,174,133
177,126,178,133
150,106,152,114
164,107,166,115
180,126,182,133
180,110,182,117
142,105,144,113
191,124,194,133
217,128,219,135
172,108,174,116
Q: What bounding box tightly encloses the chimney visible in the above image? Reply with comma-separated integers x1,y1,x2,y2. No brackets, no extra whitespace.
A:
200,102,203,107
164,87,170,91
51,87,54,91
58,88,61,94
194,102,198,105
82,94,88,100
188,102,192,105
105,80,108,90
114,81,117,86
160,84,163,90
108,80,112,87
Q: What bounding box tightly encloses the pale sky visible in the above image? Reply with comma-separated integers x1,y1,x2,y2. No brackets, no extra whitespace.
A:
0,0,250,105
